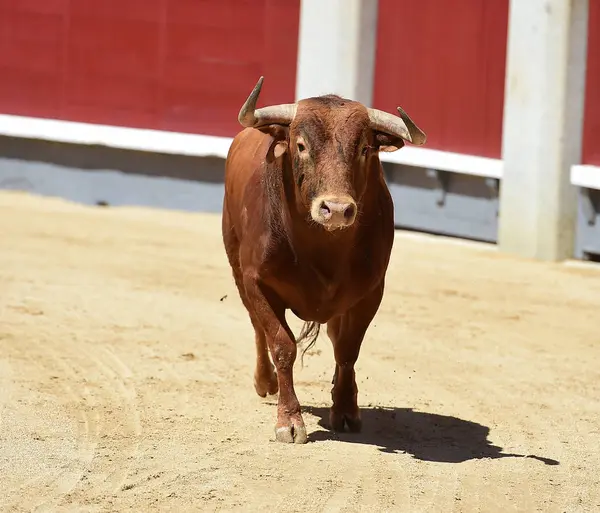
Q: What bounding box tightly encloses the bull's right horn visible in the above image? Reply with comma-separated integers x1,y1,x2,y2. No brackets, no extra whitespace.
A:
367,106,427,146
238,76,297,128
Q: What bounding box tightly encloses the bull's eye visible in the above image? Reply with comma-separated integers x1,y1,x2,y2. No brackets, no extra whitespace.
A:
361,147,369,157
297,142,306,153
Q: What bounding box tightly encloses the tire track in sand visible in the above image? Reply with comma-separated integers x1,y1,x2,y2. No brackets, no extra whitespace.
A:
102,344,193,497
1,337,143,510
89,345,143,494
54,342,143,501
0,343,100,512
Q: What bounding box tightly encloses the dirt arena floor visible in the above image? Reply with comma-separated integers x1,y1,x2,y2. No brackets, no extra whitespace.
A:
1,190,600,513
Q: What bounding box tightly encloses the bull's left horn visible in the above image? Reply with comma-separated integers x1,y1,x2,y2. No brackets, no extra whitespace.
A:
238,76,297,128
367,106,427,145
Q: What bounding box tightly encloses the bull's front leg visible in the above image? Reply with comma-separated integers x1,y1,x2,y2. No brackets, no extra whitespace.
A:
243,275,307,444
327,281,385,433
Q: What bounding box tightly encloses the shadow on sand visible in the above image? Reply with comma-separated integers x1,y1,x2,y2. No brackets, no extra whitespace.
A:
303,405,559,466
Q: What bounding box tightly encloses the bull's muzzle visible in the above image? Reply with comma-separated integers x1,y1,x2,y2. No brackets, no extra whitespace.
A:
311,195,357,230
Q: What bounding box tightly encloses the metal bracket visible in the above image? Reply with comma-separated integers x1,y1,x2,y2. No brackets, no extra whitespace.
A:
485,177,500,217
425,168,450,206
484,177,499,198
580,188,598,226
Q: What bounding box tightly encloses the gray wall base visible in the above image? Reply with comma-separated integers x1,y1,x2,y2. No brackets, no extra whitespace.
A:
0,136,598,261
575,187,600,261
0,136,224,213
382,163,499,243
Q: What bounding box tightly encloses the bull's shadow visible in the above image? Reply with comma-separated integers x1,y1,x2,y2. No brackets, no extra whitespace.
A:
303,405,559,466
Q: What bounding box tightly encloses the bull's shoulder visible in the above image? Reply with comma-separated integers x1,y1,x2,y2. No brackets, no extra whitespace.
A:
224,127,283,236
233,176,294,268
227,128,274,164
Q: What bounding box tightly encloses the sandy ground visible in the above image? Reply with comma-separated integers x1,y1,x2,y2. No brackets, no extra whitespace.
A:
1,190,600,513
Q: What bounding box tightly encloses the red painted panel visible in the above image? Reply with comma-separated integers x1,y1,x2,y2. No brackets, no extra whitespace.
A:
373,0,509,158
582,2,600,166
0,0,300,137
63,0,162,127
160,0,299,136
0,1,67,118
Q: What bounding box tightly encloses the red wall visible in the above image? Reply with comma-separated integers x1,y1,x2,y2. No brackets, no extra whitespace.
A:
0,0,300,138
2,0,597,165
373,0,509,159
583,1,600,166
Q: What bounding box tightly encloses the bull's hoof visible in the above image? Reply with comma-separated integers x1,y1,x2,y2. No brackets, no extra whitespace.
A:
275,423,308,444
254,370,278,398
330,409,362,433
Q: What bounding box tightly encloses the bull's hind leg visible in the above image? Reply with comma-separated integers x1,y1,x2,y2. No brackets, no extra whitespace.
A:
327,281,385,433
222,214,277,397
250,316,279,397
229,265,278,397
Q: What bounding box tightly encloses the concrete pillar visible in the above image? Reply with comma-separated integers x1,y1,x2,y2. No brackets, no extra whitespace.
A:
295,0,379,105
498,0,589,261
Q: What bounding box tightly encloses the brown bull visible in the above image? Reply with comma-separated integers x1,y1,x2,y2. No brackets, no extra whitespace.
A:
222,77,426,444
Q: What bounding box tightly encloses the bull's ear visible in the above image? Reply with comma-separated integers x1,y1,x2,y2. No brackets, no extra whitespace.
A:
273,141,288,159
374,132,405,153
259,124,290,163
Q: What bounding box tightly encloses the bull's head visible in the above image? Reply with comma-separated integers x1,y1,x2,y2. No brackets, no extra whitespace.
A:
238,76,426,231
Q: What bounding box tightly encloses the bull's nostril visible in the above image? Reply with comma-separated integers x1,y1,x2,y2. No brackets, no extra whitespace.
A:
319,201,332,219
344,204,355,220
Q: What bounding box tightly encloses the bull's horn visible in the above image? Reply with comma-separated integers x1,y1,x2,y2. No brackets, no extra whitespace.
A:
367,106,427,145
238,76,297,128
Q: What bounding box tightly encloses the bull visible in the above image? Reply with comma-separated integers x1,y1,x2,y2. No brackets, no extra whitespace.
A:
222,77,426,444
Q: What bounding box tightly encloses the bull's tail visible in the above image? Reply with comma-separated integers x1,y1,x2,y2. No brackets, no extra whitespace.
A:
296,321,321,368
